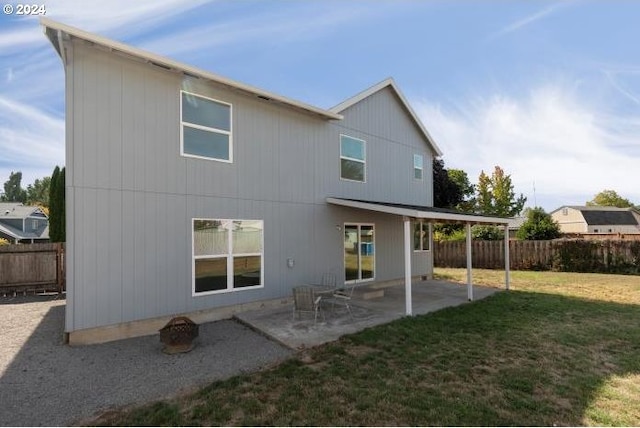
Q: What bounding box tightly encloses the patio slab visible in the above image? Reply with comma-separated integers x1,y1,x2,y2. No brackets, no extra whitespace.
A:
235,280,500,350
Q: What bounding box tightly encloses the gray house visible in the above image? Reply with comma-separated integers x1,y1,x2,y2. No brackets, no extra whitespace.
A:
0,202,49,244
42,19,509,345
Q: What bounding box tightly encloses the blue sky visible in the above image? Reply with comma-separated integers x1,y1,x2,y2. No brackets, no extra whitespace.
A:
1,0,639,212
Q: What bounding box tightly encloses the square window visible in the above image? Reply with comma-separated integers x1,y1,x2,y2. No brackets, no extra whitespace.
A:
193,218,263,296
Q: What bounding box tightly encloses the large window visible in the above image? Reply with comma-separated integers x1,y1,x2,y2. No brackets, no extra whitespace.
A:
193,219,263,295
181,91,232,162
414,154,424,180
340,135,366,182
414,220,430,252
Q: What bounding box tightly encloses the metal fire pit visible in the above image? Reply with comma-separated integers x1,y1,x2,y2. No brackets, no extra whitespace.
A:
159,316,199,354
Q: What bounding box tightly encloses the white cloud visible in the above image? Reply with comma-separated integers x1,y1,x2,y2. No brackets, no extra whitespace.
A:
138,3,383,58
0,96,64,185
415,85,640,210
486,2,572,41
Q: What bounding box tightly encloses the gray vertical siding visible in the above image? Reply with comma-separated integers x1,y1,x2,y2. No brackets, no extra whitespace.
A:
64,40,436,332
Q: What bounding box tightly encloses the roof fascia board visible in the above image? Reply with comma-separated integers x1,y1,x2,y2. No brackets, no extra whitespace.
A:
39,18,342,121
330,78,443,156
326,197,509,225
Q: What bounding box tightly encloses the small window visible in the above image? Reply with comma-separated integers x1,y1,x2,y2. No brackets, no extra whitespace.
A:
340,135,366,182
414,154,424,180
594,229,599,233
193,219,263,295
608,229,613,233
414,220,429,251
31,219,38,230
181,91,232,162
562,208,568,216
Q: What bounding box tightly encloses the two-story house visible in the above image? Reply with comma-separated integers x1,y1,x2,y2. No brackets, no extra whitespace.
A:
0,202,49,244
42,19,509,345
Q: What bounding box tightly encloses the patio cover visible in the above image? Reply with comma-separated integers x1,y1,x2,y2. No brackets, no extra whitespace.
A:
326,197,511,315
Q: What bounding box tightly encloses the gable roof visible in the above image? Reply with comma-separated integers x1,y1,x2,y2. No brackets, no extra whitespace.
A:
41,18,445,158
551,205,640,226
0,202,46,219
40,18,342,121
330,78,443,156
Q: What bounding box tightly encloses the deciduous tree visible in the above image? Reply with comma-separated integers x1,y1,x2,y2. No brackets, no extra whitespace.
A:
586,190,635,208
474,166,526,217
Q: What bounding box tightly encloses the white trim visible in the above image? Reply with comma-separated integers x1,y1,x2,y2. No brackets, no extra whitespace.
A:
180,90,233,163
339,134,367,183
330,78,443,156
404,217,412,316
192,218,264,297
344,222,375,284
413,219,430,252
327,197,510,225
41,18,342,121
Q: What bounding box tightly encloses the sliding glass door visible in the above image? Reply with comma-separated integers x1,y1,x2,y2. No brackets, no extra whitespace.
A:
344,223,375,283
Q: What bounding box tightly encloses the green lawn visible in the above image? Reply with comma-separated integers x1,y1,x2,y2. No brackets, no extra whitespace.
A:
93,269,640,426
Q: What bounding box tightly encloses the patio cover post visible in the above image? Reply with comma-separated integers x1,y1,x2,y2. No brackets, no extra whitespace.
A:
404,216,412,316
466,223,473,301
504,224,510,290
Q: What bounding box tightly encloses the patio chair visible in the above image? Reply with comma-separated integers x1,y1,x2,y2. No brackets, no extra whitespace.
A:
292,285,324,324
325,283,355,319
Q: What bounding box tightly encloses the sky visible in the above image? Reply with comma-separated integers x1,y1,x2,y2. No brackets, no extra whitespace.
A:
1,0,639,212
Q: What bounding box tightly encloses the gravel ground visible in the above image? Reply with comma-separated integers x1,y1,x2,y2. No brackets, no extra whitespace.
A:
0,295,293,427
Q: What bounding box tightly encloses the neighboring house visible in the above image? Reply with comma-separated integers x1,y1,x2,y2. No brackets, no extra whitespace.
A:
0,202,49,244
550,206,640,235
42,19,509,345
507,216,526,239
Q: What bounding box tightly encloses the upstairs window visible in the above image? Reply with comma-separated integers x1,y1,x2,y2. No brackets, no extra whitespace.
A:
340,135,366,182
181,91,232,162
414,154,424,180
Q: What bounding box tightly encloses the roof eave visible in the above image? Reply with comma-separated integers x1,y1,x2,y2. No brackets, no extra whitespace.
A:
326,197,509,225
40,18,343,121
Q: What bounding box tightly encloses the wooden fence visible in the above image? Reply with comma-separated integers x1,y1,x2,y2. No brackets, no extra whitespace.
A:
0,243,65,294
434,239,640,274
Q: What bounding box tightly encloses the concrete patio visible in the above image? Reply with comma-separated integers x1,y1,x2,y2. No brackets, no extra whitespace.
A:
235,280,500,350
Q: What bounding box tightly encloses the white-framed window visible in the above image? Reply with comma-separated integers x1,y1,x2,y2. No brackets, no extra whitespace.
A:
414,220,430,252
181,91,232,162
340,135,366,182
414,154,424,180
31,219,38,230
192,218,263,296
344,223,375,283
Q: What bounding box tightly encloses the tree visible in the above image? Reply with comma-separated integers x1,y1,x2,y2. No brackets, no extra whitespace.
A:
586,190,634,208
1,171,27,203
516,207,561,240
448,169,475,212
474,166,526,217
26,176,51,207
433,159,474,210
49,166,66,242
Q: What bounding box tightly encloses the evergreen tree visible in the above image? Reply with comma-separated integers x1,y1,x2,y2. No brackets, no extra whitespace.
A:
1,171,27,203
49,167,62,242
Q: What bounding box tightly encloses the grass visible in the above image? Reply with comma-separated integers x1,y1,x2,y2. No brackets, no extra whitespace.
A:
91,269,640,426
